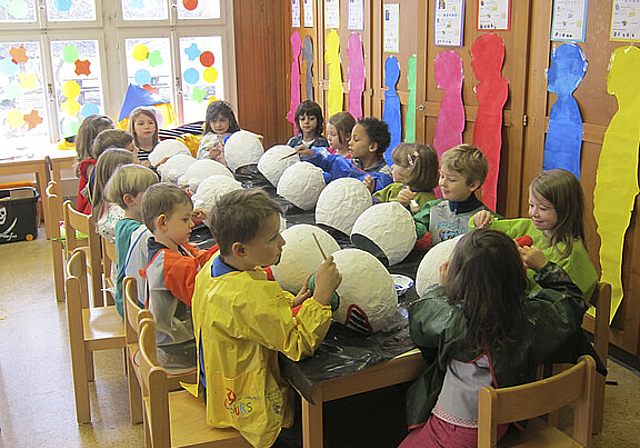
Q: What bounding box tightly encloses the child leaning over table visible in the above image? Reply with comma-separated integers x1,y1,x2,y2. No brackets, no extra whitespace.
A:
186,189,341,448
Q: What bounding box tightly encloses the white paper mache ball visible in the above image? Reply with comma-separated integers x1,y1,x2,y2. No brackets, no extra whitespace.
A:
277,162,326,210
191,175,242,211
157,154,196,183
270,224,340,294
350,202,417,266
148,139,191,167
316,178,372,235
258,145,301,187
178,159,234,193
331,248,397,333
414,234,464,297
224,130,264,171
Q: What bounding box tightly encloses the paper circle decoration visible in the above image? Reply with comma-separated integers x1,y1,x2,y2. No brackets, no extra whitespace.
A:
134,69,152,86
203,67,218,83
199,51,214,67
178,159,234,193
414,233,464,297
257,145,301,187
8,0,29,19
183,68,199,85
157,154,196,183
132,44,150,62
183,0,198,11
81,102,100,118
6,110,23,128
0,58,19,77
191,175,243,212
148,139,191,167
277,162,326,211
316,178,372,235
62,45,79,63
54,0,72,12
61,80,81,99
224,130,264,171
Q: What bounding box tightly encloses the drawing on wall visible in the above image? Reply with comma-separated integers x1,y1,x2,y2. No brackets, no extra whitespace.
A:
287,31,303,124
382,55,401,165
325,30,344,118
433,50,465,159
301,36,314,101
347,33,365,120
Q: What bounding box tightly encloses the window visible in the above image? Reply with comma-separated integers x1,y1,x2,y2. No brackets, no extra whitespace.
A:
0,0,235,155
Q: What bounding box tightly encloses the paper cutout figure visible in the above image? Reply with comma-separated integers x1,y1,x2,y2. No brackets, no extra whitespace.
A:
130,0,144,9
405,55,417,143
81,102,99,117
62,45,79,63
74,59,91,76
24,109,42,130
8,0,28,19
287,31,302,124
61,99,81,116
148,50,163,67
18,73,36,89
471,33,508,210
6,110,23,128
200,51,214,67
62,80,80,98
0,58,19,77
347,33,365,121
433,50,465,159
9,46,27,64
191,86,206,103
183,68,199,84
543,43,587,179
54,0,72,12
382,55,402,165
203,67,218,83
134,69,151,86
133,44,149,61
184,43,201,61
4,81,20,101
325,30,344,118
301,36,314,101
593,46,640,322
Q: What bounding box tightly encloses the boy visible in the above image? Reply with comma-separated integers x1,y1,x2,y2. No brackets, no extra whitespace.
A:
413,144,495,248
187,189,341,448
140,183,217,368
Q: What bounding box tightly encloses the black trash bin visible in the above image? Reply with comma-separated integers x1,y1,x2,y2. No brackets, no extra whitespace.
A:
0,187,39,243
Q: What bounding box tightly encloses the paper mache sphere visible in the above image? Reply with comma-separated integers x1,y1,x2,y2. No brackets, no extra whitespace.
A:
157,154,196,183
270,224,340,294
191,175,242,211
224,130,264,171
178,159,234,193
316,178,372,235
331,248,397,333
415,234,464,297
350,202,417,266
277,162,326,210
148,139,191,167
257,145,301,187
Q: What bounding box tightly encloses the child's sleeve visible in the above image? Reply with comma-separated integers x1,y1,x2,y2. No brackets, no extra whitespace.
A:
413,199,440,240
373,183,394,203
184,242,220,267
306,147,352,182
161,250,207,306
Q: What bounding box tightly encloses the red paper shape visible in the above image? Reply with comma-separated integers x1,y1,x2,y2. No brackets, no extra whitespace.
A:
199,51,214,67
183,0,198,11
287,31,302,124
142,84,159,94
471,34,508,210
9,46,28,64
347,33,365,121
24,110,43,130
433,50,465,159
74,59,91,76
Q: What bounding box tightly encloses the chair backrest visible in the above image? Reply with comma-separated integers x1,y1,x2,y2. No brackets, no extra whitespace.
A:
477,355,595,448
66,250,90,347
45,181,62,239
124,276,153,345
67,249,90,308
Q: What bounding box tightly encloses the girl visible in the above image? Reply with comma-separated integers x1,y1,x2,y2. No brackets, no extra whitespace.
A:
401,229,587,448
286,100,330,149
75,114,115,214
472,168,598,298
374,143,439,213
326,111,355,157
196,100,241,163
128,106,160,166
86,129,135,206
105,163,159,316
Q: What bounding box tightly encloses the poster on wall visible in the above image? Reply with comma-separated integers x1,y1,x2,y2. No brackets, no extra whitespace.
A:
292,0,301,28
435,0,465,47
383,3,400,53
348,0,364,30
304,0,314,27
325,0,340,29
610,0,640,42
551,0,588,42
477,0,510,31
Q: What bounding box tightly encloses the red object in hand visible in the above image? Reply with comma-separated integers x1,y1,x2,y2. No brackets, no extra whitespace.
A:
516,235,533,248
415,231,433,251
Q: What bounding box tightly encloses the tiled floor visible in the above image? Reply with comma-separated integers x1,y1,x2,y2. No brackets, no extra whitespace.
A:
0,237,639,448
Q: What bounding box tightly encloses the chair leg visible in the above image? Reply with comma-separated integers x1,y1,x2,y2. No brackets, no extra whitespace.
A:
143,407,152,448
86,351,95,382
593,372,606,434
127,355,144,424
69,345,91,423
51,240,66,302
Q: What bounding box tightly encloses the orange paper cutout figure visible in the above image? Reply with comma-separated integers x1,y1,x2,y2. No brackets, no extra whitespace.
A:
471,34,508,210
74,59,91,76
24,110,43,130
10,46,28,64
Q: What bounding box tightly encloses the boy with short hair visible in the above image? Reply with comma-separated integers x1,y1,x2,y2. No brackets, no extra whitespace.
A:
414,144,496,248
188,189,341,448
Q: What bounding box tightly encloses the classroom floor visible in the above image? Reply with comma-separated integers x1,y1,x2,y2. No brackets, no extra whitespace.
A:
1,235,639,448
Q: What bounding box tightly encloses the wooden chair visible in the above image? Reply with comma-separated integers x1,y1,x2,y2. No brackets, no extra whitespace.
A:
478,355,595,448
64,200,104,307
124,276,197,424
102,239,117,306
65,249,126,423
45,181,66,302
137,318,251,448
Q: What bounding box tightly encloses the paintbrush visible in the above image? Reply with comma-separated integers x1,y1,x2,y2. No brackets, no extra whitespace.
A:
312,233,328,260
279,150,300,161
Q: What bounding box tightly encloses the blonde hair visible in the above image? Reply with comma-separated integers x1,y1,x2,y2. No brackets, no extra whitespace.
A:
128,107,159,149
74,114,114,176
91,129,134,159
440,144,488,187
106,164,159,210
92,149,136,220
391,143,439,192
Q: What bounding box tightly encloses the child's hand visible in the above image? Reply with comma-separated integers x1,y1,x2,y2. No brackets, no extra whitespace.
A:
191,208,209,224
519,245,548,271
293,273,314,307
313,256,342,306
439,261,449,284
397,187,416,208
362,175,375,193
294,145,314,159
473,210,493,228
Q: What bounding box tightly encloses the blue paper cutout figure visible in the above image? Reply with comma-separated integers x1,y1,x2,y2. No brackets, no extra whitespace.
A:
543,43,587,179
382,56,402,165
184,43,201,61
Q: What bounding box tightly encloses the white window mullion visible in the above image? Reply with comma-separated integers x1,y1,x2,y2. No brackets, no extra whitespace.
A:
39,31,60,142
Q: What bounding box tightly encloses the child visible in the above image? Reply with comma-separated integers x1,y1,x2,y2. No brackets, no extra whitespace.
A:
188,189,341,448
374,143,439,213
140,183,218,368
326,111,356,157
472,168,598,298
286,100,330,150
196,100,241,162
400,229,588,448
413,144,493,248
128,106,159,166
296,117,393,193
74,114,115,214
105,164,159,316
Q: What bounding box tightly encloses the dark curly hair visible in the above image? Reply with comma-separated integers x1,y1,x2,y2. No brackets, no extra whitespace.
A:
357,117,391,155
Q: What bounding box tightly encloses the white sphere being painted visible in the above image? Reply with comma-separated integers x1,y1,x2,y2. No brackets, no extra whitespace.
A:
350,202,417,266
277,162,326,211
191,175,242,211
415,234,464,297
148,139,191,167
315,178,372,235
258,145,301,187
270,224,340,294
224,130,264,171
178,159,234,193
331,248,397,333
157,154,196,183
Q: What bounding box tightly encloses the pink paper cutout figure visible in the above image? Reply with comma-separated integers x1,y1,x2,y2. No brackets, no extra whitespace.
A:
471,34,508,210
433,50,465,159
347,33,365,120
287,31,303,124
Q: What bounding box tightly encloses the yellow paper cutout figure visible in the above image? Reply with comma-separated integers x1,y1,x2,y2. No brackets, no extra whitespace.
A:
593,46,640,322
325,30,343,118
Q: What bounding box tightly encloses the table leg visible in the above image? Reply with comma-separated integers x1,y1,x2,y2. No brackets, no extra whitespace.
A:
301,395,323,448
